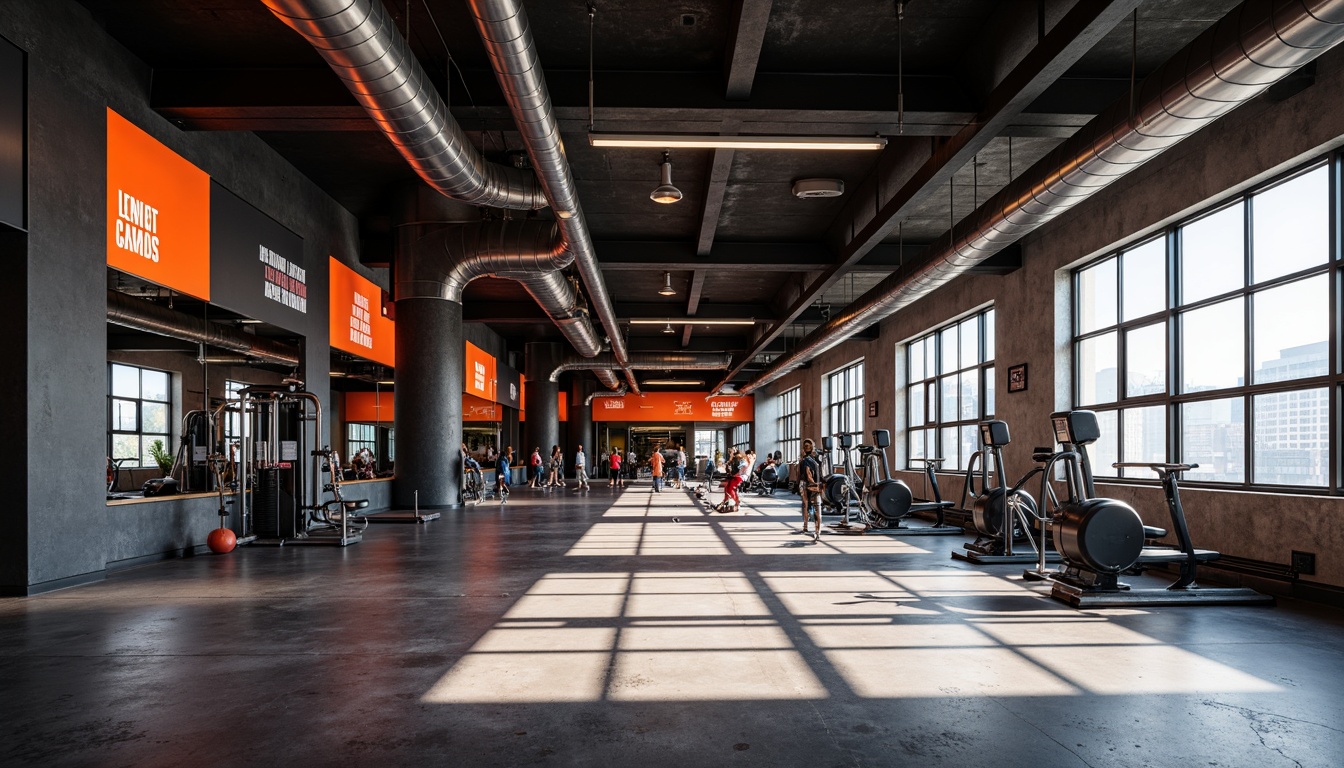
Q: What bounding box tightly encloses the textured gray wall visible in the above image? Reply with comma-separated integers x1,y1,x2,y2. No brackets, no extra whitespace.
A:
758,44,1344,588
0,0,364,592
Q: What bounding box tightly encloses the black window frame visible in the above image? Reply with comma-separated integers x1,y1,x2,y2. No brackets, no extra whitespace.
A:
822,359,865,467
777,386,801,463
904,307,996,471
1072,157,1339,494
108,362,174,470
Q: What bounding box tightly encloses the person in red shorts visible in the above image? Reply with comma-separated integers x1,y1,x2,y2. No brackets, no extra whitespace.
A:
720,449,745,512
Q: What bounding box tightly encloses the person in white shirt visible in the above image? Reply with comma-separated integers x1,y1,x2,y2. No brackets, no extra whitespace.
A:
572,445,589,491
675,446,687,488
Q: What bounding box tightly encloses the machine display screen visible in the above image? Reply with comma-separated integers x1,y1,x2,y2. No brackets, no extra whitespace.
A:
1052,416,1071,444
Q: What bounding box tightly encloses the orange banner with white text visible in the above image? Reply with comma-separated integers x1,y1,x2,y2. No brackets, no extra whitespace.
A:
591,392,753,422
329,256,395,367
106,108,211,299
464,341,496,401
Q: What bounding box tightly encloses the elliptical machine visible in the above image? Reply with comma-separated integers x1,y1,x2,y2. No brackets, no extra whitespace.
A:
859,430,961,535
1045,410,1273,608
825,433,868,532
952,420,1053,564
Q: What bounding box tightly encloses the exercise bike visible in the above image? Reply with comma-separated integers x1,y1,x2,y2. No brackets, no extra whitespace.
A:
859,430,962,535
951,420,1056,564
819,436,849,516
1042,410,1274,608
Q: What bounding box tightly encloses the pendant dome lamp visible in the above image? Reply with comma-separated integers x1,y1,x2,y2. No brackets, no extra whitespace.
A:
650,151,683,204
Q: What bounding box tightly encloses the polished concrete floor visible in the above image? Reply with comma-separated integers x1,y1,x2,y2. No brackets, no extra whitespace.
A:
3,483,1343,767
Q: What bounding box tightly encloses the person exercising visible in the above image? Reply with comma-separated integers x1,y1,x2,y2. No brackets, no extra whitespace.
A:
798,439,822,540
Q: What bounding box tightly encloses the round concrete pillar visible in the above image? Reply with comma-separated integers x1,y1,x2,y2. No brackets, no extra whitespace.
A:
393,297,463,509
523,343,563,462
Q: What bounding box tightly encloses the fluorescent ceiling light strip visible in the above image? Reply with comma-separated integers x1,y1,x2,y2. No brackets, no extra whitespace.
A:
641,380,705,386
589,133,886,151
629,319,758,326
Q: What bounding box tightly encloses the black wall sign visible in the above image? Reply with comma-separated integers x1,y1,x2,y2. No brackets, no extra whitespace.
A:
496,364,521,410
0,36,25,231
209,182,311,335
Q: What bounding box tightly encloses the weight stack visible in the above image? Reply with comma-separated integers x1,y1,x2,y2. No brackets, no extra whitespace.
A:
254,467,281,539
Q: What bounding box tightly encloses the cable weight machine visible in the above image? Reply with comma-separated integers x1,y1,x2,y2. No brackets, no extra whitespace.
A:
236,383,363,547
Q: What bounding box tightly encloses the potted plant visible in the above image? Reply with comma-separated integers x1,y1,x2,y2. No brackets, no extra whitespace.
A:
149,439,174,477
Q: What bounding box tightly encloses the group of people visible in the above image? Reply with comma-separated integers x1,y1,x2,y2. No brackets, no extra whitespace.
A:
607,444,688,491
523,445,592,492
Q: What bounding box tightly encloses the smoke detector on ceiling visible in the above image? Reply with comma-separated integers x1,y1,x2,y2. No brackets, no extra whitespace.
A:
792,178,845,199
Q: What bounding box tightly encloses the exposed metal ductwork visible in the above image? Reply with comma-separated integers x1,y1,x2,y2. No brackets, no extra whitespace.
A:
592,369,621,389
585,384,627,406
731,0,1344,395
550,353,734,383
395,220,602,357
106,290,300,366
467,0,638,392
260,0,545,210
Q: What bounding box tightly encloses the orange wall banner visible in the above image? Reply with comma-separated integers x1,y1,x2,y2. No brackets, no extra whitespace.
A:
463,393,499,422
329,256,395,367
106,108,211,299
592,392,753,422
345,391,393,423
464,341,496,401
345,391,505,424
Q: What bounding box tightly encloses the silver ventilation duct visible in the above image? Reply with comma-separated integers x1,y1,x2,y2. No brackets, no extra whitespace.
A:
592,369,622,389
585,384,627,406
550,353,734,383
396,220,602,357
467,0,638,393
732,0,1344,395
260,0,545,210
106,290,300,366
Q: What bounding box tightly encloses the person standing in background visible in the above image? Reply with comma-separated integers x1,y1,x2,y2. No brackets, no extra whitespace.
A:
496,446,513,504
529,446,543,488
546,445,562,489
675,445,687,489
609,449,622,488
649,444,665,493
572,444,590,491
798,439,822,540
626,448,637,484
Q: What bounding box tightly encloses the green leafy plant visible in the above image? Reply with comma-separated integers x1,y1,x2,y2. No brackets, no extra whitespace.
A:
149,439,174,476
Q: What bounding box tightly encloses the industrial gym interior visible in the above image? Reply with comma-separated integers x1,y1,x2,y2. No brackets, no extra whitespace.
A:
3,0,1344,765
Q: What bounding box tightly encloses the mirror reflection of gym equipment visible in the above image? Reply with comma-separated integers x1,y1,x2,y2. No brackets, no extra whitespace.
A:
235,384,364,546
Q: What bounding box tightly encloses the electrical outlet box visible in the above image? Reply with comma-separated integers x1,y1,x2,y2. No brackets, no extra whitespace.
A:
1291,550,1316,576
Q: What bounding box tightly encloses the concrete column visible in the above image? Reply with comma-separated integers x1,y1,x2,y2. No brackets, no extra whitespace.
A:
567,377,595,478
393,297,463,509
523,343,563,463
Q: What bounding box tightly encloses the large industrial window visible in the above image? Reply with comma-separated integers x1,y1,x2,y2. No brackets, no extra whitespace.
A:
108,363,173,469
777,386,801,462
222,379,247,455
347,423,378,462
1073,160,1336,491
822,359,864,466
905,308,996,471
730,424,752,453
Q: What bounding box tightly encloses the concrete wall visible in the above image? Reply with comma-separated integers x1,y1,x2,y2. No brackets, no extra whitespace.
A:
0,0,366,593
757,45,1344,589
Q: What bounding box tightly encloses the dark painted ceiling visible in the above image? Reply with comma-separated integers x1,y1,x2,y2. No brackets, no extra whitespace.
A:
80,0,1243,388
